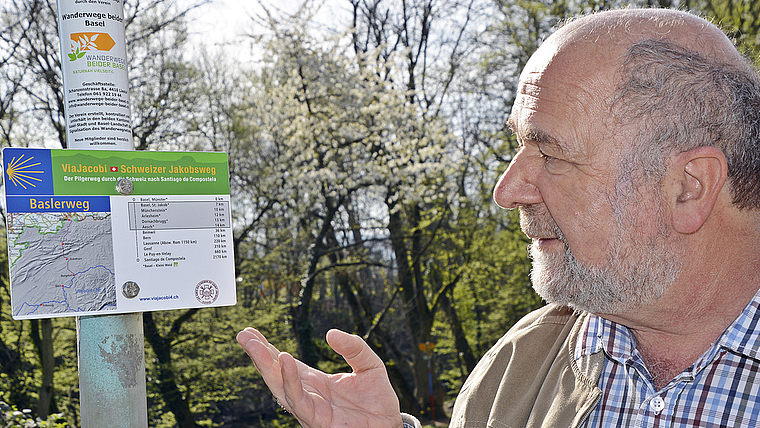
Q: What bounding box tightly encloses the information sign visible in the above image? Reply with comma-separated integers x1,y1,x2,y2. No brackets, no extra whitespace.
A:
58,0,133,149
3,147,235,319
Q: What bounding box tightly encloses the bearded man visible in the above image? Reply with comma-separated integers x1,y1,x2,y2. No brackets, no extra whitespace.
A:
237,8,760,427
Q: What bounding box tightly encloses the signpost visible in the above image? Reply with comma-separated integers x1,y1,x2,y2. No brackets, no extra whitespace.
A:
2,148,235,426
54,0,149,424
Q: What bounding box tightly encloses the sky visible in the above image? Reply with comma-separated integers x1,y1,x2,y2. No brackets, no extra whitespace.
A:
182,0,349,60
183,0,258,47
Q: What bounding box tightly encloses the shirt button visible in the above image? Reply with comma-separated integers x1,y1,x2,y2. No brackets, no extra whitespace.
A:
650,396,665,413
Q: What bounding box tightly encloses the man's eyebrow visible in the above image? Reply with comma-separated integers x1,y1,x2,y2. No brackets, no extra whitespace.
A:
506,116,517,133
506,117,568,155
524,129,566,153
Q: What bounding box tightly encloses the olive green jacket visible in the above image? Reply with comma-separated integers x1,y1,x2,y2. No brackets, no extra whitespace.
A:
449,305,606,428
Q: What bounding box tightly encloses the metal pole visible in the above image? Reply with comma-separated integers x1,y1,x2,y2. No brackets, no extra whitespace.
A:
77,314,147,428
55,0,147,425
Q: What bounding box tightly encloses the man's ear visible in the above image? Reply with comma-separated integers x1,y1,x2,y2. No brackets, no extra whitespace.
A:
668,146,728,234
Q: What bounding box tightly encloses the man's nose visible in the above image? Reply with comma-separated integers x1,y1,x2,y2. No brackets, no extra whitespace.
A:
493,150,542,209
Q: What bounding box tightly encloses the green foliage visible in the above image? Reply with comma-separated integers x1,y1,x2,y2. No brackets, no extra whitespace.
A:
0,401,67,428
143,299,297,427
683,0,760,61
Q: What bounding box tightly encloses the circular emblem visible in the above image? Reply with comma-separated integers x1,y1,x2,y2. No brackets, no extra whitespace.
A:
195,280,219,304
122,281,140,298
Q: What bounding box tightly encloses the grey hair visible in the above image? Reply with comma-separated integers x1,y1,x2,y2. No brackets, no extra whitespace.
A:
612,39,760,210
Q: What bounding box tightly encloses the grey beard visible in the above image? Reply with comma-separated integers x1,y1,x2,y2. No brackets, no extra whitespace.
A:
523,207,680,315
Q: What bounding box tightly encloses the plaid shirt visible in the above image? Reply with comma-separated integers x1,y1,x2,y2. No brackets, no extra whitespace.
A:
576,291,760,427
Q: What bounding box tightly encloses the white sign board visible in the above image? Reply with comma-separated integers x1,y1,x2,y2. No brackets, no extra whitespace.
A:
3,148,236,319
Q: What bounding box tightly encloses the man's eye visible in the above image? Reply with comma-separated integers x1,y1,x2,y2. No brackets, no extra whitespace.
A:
539,152,556,162
538,148,558,162
538,149,572,174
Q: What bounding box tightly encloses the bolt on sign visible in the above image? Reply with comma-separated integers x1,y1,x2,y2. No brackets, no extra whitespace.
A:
3,148,236,319
58,0,132,149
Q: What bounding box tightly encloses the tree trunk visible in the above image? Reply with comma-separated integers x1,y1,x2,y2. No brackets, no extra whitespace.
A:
39,319,55,418
292,198,341,367
292,239,321,368
386,206,445,420
31,319,55,418
439,289,477,374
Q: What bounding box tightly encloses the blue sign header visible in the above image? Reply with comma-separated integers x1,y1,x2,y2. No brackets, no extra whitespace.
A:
6,196,110,213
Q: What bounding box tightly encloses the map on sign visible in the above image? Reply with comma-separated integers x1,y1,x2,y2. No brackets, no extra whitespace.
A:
3,148,236,320
8,212,115,316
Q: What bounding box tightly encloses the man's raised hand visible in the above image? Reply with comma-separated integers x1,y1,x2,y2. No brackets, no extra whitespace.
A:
236,327,402,428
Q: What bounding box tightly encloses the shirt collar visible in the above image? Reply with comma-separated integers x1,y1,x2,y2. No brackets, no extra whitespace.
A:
574,311,633,362
575,288,760,363
715,288,760,360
